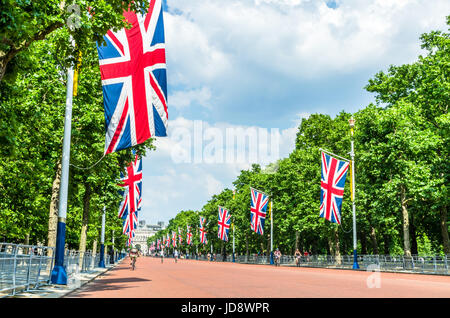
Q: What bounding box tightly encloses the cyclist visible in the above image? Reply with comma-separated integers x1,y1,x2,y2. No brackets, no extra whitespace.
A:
129,246,139,270
273,248,281,267
294,249,302,267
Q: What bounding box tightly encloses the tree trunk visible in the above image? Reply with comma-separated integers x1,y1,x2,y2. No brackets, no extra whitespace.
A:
78,182,91,269
334,228,341,264
92,240,97,269
47,162,61,257
401,186,412,257
295,231,300,251
410,212,418,255
370,226,379,255
360,230,367,255
245,232,249,262
440,205,450,255
383,234,390,255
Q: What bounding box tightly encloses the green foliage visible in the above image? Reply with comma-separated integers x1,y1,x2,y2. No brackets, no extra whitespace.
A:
0,24,154,250
150,18,450,257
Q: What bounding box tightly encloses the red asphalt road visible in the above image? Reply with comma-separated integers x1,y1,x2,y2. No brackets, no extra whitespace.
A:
66,256,450,298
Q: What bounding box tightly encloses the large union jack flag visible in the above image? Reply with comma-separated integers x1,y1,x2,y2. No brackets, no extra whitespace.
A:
118,154,142,243
250,188,269,235
320,152,349,224
97,0,168,155
199,216,208,244
217,206,231,241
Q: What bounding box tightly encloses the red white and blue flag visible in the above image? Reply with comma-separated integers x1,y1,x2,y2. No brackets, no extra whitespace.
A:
118,154,142,218
199,216,208,244
178,227,183,245
320,152,349,224
97,0,168,154
118,154,142,243
250,188,269,235
166,233,170,248
172,231,177,247
217,206,231,241
186,225,192,245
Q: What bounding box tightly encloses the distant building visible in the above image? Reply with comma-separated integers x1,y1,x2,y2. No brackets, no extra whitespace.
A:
133,220,165,255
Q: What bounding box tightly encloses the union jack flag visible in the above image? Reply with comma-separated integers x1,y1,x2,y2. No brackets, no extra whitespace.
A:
250,188,269,235
118,154,142,243
118,154,142,218
178,227,183,246
199,216,208,244
97,0,168,155
218,206,231,241
320,152,349,224
172,231,177,247
186,225,192,245
157,239,160,250
165,233,170,248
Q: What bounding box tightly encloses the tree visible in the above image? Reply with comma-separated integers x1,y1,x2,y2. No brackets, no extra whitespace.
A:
0,0,149,82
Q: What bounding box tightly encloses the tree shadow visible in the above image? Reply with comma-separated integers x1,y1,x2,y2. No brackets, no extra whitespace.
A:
65,277,152,297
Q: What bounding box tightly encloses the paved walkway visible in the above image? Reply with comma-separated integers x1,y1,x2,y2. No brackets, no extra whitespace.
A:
65,256,450,298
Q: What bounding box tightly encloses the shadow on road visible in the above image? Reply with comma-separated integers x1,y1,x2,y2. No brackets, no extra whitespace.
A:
65,277,152,298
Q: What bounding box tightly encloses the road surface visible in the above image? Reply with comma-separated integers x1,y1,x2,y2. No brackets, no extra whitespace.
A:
65,256,450,298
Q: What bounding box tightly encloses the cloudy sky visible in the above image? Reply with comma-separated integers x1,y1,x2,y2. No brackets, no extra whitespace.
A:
140,0,450,225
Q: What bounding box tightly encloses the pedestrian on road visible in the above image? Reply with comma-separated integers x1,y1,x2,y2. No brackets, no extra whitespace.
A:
174,249,178,263
160,249,164,263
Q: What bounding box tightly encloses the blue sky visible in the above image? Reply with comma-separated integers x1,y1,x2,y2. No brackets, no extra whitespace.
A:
140,0,450,225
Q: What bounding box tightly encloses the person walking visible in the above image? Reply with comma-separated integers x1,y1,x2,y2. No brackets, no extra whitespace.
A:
174,249,178,263
160,249,164,263
294,249,302,267
274,248,282,267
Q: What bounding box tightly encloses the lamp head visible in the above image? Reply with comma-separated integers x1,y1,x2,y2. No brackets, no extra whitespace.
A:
348,117,355,128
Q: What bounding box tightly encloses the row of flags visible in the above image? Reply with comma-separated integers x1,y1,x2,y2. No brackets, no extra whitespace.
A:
118,154,143,246
92,2,352,247
151,151,350,250
94,1,167,246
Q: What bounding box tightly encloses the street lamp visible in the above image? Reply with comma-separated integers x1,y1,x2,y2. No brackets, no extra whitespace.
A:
349,117,359,269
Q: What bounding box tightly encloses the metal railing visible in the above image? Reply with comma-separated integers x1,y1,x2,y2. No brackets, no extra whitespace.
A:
0,243,115,296
160,252,449,275
0,243,54,296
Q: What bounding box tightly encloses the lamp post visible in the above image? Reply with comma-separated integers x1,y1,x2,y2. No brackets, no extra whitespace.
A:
50,52,75,285
98,206,106,268
349,117,359,269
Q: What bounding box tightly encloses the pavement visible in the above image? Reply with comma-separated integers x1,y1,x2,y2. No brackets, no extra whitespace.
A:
4,259,123,298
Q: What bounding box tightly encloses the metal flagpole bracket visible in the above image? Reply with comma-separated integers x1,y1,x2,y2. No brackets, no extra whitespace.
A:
319,148,350,162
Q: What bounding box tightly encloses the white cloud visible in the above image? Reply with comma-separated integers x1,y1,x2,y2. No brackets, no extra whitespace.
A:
164,13,232,87
140,116,299,223
169,87,212,109
166,0,449,81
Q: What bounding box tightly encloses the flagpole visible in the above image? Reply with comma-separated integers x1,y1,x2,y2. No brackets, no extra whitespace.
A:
232,189,236,263
50,40,75,284
232,223,235,262
349,117,359,269
270,200,274,265
98,206,106,268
